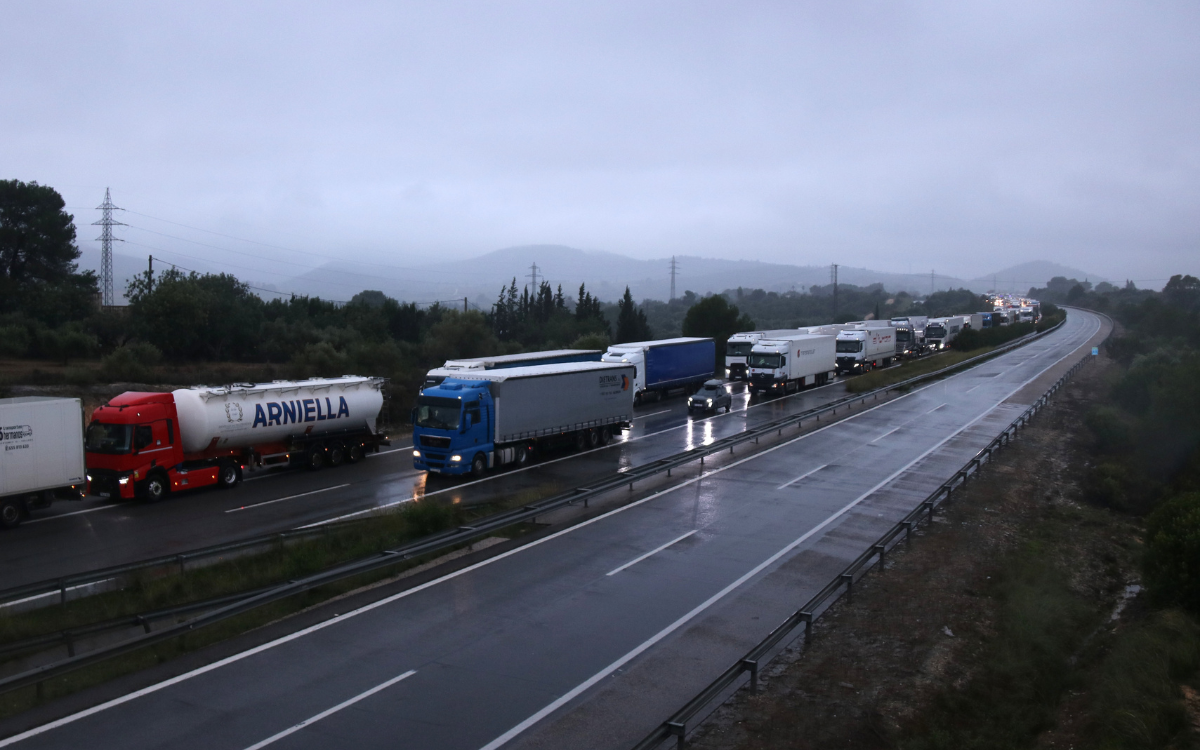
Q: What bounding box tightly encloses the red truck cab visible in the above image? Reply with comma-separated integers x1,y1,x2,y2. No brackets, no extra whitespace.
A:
85,392,237,501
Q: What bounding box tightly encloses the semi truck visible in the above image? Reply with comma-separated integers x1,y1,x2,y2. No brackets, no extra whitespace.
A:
725,330,804,380
423,349,602,388
601,338,715,405
889,316,929,358
963,313,985,330
925,317,965,350
747,333,837,396
86,377,388,502
835,325,897,374
1,397,86,528
412,361,635,475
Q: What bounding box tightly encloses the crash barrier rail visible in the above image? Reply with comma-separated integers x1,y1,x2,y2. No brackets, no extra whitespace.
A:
0,317,1069,699
631,331,1104,749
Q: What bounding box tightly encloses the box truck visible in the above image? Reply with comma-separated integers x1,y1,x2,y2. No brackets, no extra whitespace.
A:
747,334,837,396
601,338,715,405
412,361,635,475
1,397,86,528
86,377,388,502
423,349,602,388
835,326,897,374
725,330,804,380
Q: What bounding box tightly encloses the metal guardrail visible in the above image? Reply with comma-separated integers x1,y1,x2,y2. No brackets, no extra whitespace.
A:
631,324,1103,749
0,318,1066,698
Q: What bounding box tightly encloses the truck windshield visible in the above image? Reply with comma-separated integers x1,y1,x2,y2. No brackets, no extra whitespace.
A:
415,396,461,430
895,329,912,342
749,353,782,368
926,325,946,337
727,343,753,357
86,422,132,454
836,341,862,353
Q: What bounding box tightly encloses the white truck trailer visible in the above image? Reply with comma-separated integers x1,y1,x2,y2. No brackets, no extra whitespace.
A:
747,333,837,395
835,324,897,374
1,397,86,528
725,329,804,380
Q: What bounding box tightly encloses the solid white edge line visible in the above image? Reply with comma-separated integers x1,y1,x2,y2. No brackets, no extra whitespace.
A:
776,464,828,491
225,484,351,514
474,313,1101,750
606,530,698,577
633,409,672,420
0,313,1100,749
24,505,116,524
241,670,417,750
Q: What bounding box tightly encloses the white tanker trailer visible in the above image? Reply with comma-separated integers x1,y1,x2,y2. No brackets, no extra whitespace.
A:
85,377,389,501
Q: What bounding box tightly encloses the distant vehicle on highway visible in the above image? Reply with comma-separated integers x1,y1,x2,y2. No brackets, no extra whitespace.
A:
86,377,388,502
748,333,838,395
602,337,715,405
422,349,602,389
724,330,803,380
835,324,896,374
688,380,733,413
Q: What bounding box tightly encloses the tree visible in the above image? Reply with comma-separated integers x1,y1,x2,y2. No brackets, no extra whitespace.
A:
615,287,652,343
0,180,97,322
126,268,264,361
422,310,500,364
681,295,754,372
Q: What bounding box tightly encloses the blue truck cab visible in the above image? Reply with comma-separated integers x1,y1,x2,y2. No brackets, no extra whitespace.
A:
412,379,494,476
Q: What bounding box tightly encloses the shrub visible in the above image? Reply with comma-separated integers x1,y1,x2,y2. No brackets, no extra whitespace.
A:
1086,406,1133,454
0,324,30,357
1144,492,1200,612
570,332,611,350
100,342,163,383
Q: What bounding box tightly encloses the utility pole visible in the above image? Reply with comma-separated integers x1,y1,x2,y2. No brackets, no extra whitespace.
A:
831,264,839,316
526,262,540,291
464,297,468,312
93,188,125,307
669,256,678,301
930,269,936,296
147,255,154,292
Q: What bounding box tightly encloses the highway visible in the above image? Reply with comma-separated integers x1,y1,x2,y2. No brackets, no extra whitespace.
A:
0,309,1108,749
5,363,873,588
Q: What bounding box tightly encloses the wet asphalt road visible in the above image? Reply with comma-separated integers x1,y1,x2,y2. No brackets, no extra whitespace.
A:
4,362,869,588
0,310,1107,749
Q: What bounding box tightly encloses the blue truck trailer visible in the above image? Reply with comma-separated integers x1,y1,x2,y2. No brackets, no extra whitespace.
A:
412,361,635,475
601,337,715,405
423,348,602,388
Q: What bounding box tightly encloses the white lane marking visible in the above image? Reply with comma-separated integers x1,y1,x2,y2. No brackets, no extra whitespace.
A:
24,505,117,524
776,464,828,491
224,484,351,514
925,403,946,414
606,530,698,576
634,409,672,420
964,385,981,394
476,386,1026,750
0,316,1100,748
241,670,417,750
869,427,900,444
0,379,917,748
0,579,117,610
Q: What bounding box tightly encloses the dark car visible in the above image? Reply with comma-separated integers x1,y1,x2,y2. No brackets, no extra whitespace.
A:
688,379,732,413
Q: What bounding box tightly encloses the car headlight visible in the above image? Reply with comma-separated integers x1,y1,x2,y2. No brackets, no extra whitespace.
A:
706,399,712,405
413,450,421,457
450,455,462,462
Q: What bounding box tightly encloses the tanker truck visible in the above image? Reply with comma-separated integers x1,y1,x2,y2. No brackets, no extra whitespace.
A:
86,377,388,502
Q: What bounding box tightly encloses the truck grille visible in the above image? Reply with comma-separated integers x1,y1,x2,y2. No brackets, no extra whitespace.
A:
419,435,452,449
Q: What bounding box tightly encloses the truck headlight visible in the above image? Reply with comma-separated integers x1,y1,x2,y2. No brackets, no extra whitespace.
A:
450,455,462,462
86,474,92,482
413,450,421,457
118,476,130,485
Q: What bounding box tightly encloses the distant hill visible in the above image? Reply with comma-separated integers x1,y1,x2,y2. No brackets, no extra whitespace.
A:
964,261,1109,295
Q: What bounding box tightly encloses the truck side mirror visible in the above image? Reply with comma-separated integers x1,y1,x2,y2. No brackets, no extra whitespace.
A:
460,415,471,433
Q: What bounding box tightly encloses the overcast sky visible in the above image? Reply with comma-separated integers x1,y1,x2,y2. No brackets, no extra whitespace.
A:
3,1,1197,289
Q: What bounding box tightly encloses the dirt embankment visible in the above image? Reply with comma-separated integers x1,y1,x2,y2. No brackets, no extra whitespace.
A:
689,350,1153,749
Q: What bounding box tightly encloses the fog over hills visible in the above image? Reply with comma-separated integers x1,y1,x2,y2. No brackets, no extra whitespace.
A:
83,244,1108,306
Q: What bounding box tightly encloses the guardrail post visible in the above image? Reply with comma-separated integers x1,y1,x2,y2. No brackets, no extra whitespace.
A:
66,636,75,658
841,573,853,597
742,658,760,692
801,612,813,642
874,544,886,571
666,721,686,748
903,521,913,544
924,501,934,521
177,554,186,574
59,580,67,605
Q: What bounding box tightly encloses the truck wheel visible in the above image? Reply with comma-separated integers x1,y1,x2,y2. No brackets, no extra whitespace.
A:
598,426,611,446
0,499,22,529
587,429,600,449
516,443,531,466
347,444,364,464
306,446,325,471
725,403,731,413
142,472,169,503
573,431,588,452
471,453,487,476
634,392,642,406
216,460,240,489
327,443,346,468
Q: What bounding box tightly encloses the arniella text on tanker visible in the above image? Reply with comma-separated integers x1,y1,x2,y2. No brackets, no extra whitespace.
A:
251,397,352,428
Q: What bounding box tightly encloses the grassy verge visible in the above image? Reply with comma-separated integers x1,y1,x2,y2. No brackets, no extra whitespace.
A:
845,348,1000,393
